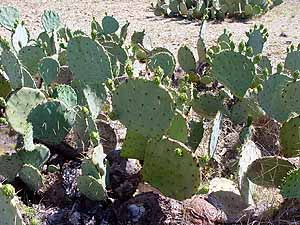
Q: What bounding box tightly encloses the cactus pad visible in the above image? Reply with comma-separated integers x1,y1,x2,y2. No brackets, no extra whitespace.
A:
187,120,204,152
142,138,200,200
258,73,292,122
246,25,267,55
41,10,60,32
81,159,101,179
18,46,46,76
102,16,119,34
284,48,300,73
281,168,300,199
178,45,196,73
0,6,19,30
1,50,23,89
0,154,23,182
212,51,255,98
28,100,75,144
192,93,225,119
112,78,175,138
148,52,176,78
282,80,300,115
19,164,43,191
77,175,107,201
0,184,23,225
121,130,148,160
12,24,28,52
38,57,60,86
280,116,300,157
17,144,50,168
165,111,188,143
230,101,248,124
0,76,11,98
67,36,112,83
246,156,295,187
52,84,78,108
6,87,46,134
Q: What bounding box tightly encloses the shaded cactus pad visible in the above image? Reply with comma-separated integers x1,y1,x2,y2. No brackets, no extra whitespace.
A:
142,138,200,200
19,164,43,192
281,168,300,199
77,176,107,201
112,78,175,138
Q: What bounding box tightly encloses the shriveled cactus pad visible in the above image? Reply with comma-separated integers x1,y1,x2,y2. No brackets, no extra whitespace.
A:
6,87,46,134
112,78,175,138
246,156,295,187
281,168,300,199
280,116,300,157
212,51,255,98
142,137,200,200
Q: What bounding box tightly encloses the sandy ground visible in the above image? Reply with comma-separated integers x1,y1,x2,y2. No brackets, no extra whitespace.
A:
0,0,299,66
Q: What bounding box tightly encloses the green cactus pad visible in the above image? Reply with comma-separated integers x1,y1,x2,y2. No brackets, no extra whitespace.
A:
112,78,175,138
77,175,107,201
280,116,300,158
6,87,46,134
230,101,248,124
67,36,112,84
178,45,196,73
142,137,200,200
121,130,148,160
12,24,28,52
22,68,36,88
0,76,11,98
187,120,204,152
246,25,267,55
282,80,300,115
257,55,272,75
17,144,50,168
165,111,188,143
38,57,60,86
281,168,300,199
284,50,300,73
1,50,23,89
258,73,292,122
212,51,256,98
19,164,43,191
0,184,23,225
148,52,176,78
0,154,23,182
238,141,261,205
81,159,101,179
18,46,46,76
102,16,119,34
52,84,78,108
102,41,128,66
0,6,20,30
192,93,225,119
246,156,295,187
28,100,75,144
41,10,60,32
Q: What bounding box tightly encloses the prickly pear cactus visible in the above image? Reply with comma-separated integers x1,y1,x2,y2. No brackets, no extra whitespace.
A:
52,84,78,108
284,45,300,73
0,154,23,182
81,159,101,179
12,24,29,52
280,168,300,199
280,116,300,158
178,45,196,73
0,184,24,225
246,156,295,187
165,111,188,143
258,73,292,122
1,50,23,89
0,6,20,30
18,46,46,75
19,164,43,191
38,57,60,86
41,10,60,32
212,51,256,98
187,119,204,152
28,100,75,144
102,15,119,35
192,93,225,119
282,80,300,115
17,144,50,168
67,36,112,84
238,141,261,205
6,87,46,134
0,75,11,98
142,137,200,200
230,101,248,124
148,51,176,78
121,130,148,160
111,78,175,138
246,24,268,55
77,176,107,201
